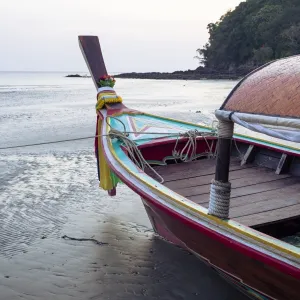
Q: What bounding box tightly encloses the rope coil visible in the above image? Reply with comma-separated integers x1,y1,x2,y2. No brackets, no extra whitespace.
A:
218,120,234,138
172,129,216,162
0,115,218,189
208,179,231,219
107,127,165,183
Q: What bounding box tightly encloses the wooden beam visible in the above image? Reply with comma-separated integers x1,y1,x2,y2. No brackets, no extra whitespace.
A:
241,144,255,166
275,153,289,175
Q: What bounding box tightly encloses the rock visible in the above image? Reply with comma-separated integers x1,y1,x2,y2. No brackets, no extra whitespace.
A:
65,74,82,78
65,74,91,78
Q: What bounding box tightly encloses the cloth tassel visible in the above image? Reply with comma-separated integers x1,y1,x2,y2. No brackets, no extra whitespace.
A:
96,117,122,194
96,89,122,111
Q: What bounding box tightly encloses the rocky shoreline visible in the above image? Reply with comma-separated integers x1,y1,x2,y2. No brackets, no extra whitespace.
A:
113,66,255,80
66,66,255,80
114,71,239,80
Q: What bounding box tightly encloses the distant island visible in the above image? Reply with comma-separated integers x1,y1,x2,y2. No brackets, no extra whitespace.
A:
114,67,243,80
65,74,91,78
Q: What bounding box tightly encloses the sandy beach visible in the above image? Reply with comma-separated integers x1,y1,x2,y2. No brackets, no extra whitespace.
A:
0,175,247,300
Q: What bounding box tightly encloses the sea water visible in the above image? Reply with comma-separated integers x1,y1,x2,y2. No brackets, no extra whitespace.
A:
0,71,288,299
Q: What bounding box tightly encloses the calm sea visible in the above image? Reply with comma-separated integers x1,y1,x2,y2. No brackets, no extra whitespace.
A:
0,71,252,300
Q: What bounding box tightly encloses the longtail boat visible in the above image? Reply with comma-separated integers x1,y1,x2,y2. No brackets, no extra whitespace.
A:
78,36,300,300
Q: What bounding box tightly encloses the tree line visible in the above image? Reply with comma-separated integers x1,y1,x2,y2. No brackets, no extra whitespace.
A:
196,0,300,75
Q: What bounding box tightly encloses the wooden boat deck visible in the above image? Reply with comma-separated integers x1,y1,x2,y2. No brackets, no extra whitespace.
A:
154,158,300,227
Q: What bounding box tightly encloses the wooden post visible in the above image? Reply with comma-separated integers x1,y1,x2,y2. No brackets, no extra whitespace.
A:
208,119,234,219
215,120,234,182
215,140,232,182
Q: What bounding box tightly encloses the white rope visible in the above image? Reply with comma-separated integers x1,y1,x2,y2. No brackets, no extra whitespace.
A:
208,179,231,219
0,129,212,150
233,138,244,160
105,118,218,183
218,120,234,138
108,127,165,183
172,130,215,162
216,119,243,160
1,115,217,186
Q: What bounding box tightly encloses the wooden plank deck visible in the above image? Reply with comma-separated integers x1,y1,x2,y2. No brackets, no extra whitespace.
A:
154,158,300,227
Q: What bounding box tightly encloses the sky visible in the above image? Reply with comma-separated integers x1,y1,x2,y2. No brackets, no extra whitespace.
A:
0,0,243,73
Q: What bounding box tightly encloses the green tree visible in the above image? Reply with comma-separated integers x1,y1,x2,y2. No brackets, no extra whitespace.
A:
197,0,300,73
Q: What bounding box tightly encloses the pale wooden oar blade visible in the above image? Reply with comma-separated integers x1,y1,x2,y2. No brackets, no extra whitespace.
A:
78,35,108,89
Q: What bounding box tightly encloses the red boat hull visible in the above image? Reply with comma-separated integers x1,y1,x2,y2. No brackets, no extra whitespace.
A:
141,197,299,300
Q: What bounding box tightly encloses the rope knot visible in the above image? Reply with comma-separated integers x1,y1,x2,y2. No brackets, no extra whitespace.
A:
208,179,231,219
217,120,234,138
179,129,203,138
174,129,216,162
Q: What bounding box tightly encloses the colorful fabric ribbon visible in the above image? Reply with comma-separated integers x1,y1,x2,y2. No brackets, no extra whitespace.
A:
96,87,122,111
95,87,122,195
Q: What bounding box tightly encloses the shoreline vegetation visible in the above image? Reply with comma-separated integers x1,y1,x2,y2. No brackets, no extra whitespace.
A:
196,0,300,75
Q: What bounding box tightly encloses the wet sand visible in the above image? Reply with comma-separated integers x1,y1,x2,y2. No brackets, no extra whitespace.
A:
0,151,248,300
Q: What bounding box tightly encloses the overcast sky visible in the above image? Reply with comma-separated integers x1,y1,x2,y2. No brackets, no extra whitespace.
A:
0,0,242,72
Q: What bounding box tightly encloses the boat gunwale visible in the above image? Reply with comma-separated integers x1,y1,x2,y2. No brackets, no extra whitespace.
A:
106,108,300,156
99,110,300,267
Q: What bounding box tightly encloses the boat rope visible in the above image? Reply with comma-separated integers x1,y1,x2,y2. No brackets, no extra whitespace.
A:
233,138,244,160
0,129,214,150
172,130,215,162
208,179,231,219
0,116,217,186
0,131,200,150
106,117,216,176
0,136,102,150
108,127,165,183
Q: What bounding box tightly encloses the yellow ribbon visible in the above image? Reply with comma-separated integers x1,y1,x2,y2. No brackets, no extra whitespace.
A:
96,91,122,111
97,118,114,190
